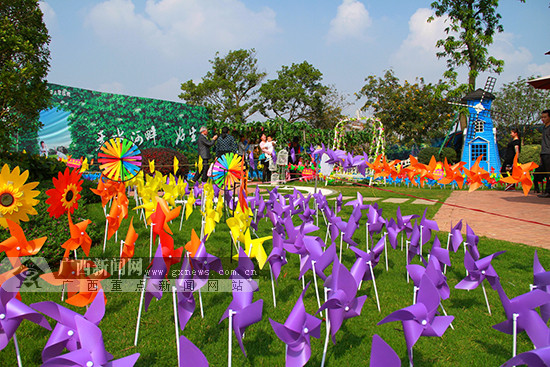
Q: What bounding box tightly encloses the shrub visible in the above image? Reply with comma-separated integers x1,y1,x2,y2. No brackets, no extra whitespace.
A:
385,144,411,160
80,177,102,204
519,144,540,165
142,148,189,177
0,151,67,183
417,146,457,164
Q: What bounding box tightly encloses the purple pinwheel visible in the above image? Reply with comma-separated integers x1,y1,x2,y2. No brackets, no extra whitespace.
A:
267,231,288,282
334,205,362,248
300,242,336,281
491,279,550,348
144,243,168,311
220,250,263,356
419,208,439,246
335,193,343,214
31,289,106,362
41,315,140,367
407,223,424,265
190,240,223,290
449,220,463,253
350,235,386,285
179,335,209,367
533,250,550,323
465,224,480,260
385,218,400,250
345,192,368,211
396,206,419,239
248,150,255,171
455,251,505,291
407,255,451,301
367,204,386,236
193,184,203,206
369,334,401,367
500,346,550,367
378,275,454,366
319,259,367,343
0,274,51,351
270,283,322,367
426,236,451,270
175,256,196,331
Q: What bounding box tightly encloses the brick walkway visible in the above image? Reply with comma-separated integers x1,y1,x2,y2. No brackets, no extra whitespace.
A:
433,190,550,249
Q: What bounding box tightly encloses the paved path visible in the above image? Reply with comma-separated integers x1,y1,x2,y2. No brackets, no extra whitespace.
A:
432,190,550,248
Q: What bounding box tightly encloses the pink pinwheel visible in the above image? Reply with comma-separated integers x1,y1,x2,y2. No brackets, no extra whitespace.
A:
449,220,463,253
369,334,401,367
175,256,196,331
533,250,550,323
492,278,550,348
0,274,51,351
465,224,480,260
220,249,263,356
378,275,454,366
500,346,550,367
41,315,140,367
270,283,322,367
144,243,168,311
455,251,505,291
179,335,208,367
31,289,106,362
319,259,367,343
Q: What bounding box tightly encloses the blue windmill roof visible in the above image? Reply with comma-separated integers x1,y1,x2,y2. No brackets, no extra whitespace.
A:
461,88,496,102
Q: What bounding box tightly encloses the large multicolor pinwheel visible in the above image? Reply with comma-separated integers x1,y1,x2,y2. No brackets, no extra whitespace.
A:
211,153,244,189
98,137,142,182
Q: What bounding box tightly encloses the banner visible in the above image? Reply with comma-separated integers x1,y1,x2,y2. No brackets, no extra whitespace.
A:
38,83,210,158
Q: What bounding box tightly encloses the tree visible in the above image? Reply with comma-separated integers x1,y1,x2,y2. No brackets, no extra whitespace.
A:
492,76,550,147
179,49,266,124
258,61,332,125
428,0,524,90
0,0,51,151
356,69,454,146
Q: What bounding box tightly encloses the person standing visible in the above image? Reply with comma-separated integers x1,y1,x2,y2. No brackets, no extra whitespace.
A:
260,134,274,183
501,127,521,191
39,141,47,157
538,110,550,198
215,126,238,157
193,126,217,183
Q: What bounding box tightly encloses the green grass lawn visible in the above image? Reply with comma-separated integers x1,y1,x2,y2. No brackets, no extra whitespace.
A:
0,184,547,366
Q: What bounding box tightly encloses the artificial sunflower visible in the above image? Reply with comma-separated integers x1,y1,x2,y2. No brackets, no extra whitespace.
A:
0,164,40,228
45,167,83,218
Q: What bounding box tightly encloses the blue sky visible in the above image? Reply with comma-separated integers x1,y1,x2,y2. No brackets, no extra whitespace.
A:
39,0,550,116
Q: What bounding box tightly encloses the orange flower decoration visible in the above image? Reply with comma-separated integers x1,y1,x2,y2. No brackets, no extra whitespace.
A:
45,168,83,218
0,218,47,267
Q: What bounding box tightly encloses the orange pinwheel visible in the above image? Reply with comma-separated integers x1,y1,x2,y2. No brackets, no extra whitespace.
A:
463,155,490,192
437,158,465,188
0,218,47,267
500,154,539,195
90,177,125,207
61,213,92,257
367,154,385,178
64,269,110,307
120,217,138,269
185,229,201,258
106,192,129,240
40,258,96,285
385,159,401,179
0,265,27,287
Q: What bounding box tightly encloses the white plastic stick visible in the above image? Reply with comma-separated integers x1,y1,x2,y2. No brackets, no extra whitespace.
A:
119,240,124,280
149,223,154,262
413,286,419,304
406,240,410,283
172,286,181,365
368,261,381,312
321,287,331,367
13,332,22,367
134,275,147,346
228,310,236,367
299,255,305,290
103,219,109,253
482,282,492,315
312,261,322,316
419,225,423,259
199,288,204,318
512,313,519,357
339,235,343,262
444,233,451,274
269,264,277,308
365,223,370,252
383,232,388,271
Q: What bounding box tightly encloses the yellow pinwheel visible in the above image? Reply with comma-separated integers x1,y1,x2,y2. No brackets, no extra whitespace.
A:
149,159,155,174
242,231,271,269
185,191,196,220
173,156,179,175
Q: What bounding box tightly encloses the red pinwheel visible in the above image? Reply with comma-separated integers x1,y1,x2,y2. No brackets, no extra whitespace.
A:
0,274,51,351
269,283,322,367
31,289,107,362
378,275,454,366
500,153,538,195
463,154,490,192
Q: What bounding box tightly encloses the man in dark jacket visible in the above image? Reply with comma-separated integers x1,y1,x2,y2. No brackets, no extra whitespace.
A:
193,126,217,183
538,110,550,197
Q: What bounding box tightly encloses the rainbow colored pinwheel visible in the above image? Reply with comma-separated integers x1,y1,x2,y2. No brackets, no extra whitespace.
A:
270,283,322,367
212,153,244,189
98,137,142,182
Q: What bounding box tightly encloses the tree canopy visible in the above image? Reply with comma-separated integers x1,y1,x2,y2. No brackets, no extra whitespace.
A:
0,0,51,151
428,0,525,90
179,49,266,124
356,69,454,146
